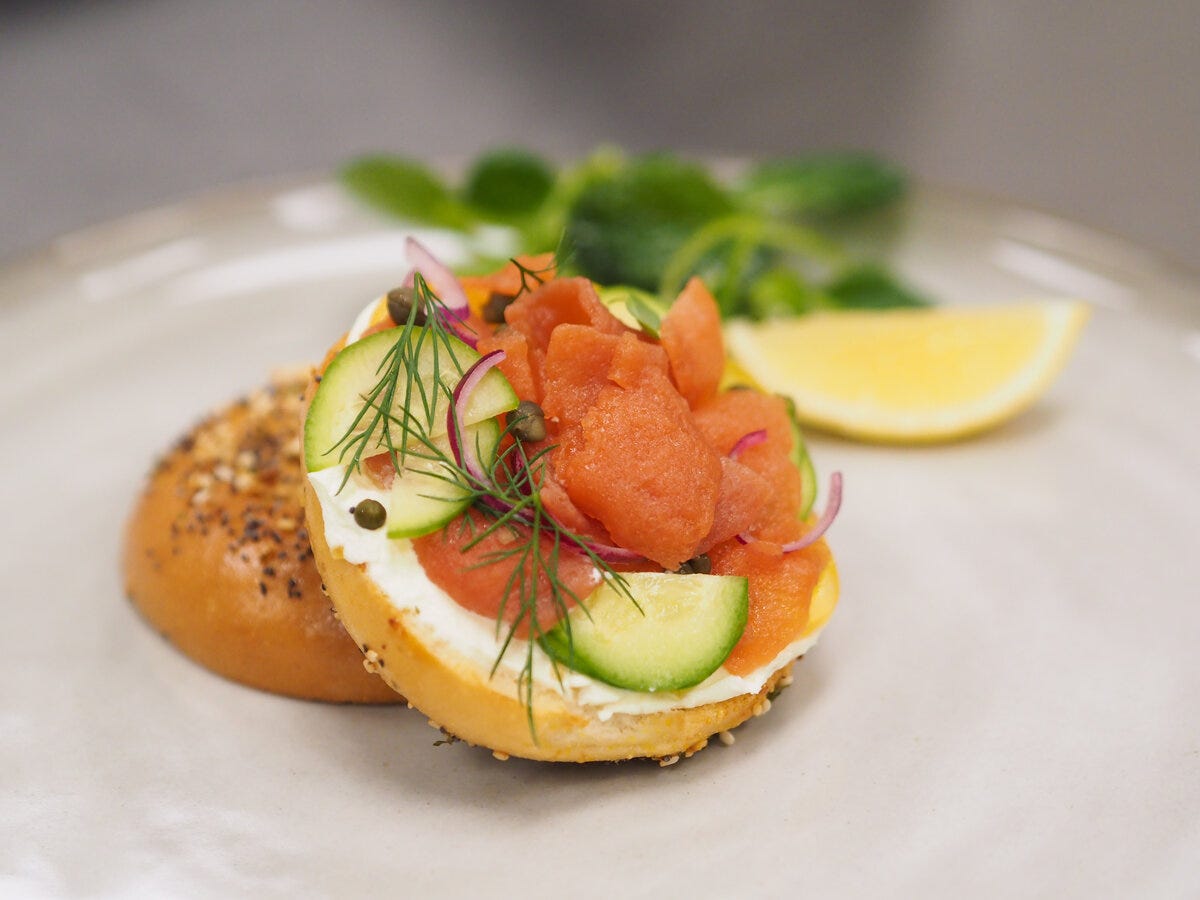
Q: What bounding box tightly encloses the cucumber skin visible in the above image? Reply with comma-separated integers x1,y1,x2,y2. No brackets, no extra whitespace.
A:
540,573,749,693
782,395,817,519
303,327,517,474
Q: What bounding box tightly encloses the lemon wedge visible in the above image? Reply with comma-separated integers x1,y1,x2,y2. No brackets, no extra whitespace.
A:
724,301,1089,443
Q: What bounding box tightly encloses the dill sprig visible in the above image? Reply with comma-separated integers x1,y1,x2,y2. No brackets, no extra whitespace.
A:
330,273,468,492
455,430,636,738
510,254,556,297
326,266,633,740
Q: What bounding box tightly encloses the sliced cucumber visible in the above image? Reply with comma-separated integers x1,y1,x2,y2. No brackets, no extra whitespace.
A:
385,419,499,538
304,327,518,473
540,572,748,692
596,284,668,337
782,396,817,519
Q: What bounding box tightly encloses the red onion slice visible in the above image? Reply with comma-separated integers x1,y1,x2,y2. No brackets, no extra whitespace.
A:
729,429,768,459
736,471,843,553
447,350,506,483
398,240,479,347
779,471,842,553
407,237,470,318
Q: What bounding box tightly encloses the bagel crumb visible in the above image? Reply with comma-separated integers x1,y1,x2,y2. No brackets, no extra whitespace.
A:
718,730,736,746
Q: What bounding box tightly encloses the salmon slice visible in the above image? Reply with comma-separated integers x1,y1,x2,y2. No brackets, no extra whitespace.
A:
660,277,725,407
505,277,628,352
708,532,832,675
540,325,621,427
555,368,722,569
699,457,774,551
412,509,600,638
693,389,802,529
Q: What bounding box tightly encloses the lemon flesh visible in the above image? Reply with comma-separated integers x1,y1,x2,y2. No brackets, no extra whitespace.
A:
725,301,1089,443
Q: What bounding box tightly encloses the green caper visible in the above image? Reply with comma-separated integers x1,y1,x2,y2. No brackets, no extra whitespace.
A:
675,554,712,575
507,400,547,442
482,291,515,324
351,499,387,530
386,286,426,326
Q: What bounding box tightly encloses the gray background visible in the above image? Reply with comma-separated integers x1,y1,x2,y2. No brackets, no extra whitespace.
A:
3,0,1197,264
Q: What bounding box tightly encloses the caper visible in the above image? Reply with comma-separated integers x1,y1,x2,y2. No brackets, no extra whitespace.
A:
482,291,515,324
675,554,711,575
351,499,387,530
507,400,547,443
386,286,426,326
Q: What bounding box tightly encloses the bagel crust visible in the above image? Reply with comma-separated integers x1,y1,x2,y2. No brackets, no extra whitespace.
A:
304,481,835,762
123,372,400,704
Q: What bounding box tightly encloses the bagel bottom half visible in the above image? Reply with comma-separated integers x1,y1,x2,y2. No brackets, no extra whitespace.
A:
124,372,400,704
304,483,838,762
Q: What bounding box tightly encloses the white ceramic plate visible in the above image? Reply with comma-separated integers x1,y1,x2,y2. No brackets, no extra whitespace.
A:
3,180,1198,898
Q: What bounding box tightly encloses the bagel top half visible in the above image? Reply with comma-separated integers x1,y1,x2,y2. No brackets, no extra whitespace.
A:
123,370,400,704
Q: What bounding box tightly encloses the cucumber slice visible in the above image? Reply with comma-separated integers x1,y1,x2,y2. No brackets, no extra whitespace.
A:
385,419,499,538
596,284,668,337
540,572,748,692
782,396,817,519
304,326,518,473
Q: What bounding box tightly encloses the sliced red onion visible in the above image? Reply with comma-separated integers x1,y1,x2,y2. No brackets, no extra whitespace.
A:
569,536,644,565
780,471,842,552
736,471,843,554
729,429,768,460
407,237,470,318
447,350,506,483
398,239,479,347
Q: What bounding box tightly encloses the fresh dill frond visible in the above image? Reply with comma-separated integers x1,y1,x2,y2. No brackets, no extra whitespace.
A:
330,273,468,492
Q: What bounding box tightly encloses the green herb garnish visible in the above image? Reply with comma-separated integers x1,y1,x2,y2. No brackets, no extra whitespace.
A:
339,146,931,319
330,272,469,491
340,156,473,229
463,149,556,222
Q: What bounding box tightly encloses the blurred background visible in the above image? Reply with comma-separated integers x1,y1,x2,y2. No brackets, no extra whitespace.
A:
2,0,1196,264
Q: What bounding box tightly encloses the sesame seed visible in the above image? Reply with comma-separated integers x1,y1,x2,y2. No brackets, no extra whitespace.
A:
718,731,736,746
